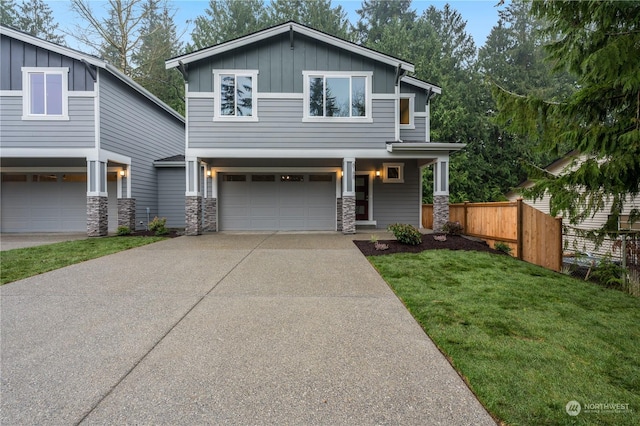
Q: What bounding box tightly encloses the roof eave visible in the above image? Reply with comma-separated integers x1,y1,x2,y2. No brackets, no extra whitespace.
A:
386,142,466,153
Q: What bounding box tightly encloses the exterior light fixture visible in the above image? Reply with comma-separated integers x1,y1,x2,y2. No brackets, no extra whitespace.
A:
375,170,381,177
119,169,126,177
206,170,212,177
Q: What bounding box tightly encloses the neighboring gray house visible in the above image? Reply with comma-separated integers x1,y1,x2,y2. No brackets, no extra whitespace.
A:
0,25,184,236
166,22,464,234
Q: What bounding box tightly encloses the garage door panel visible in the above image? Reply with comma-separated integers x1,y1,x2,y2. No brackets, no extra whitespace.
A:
220,173,335,231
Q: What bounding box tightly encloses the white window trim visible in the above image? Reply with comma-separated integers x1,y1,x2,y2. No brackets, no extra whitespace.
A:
383,162,404,183
213,70,259,122
302,71,373,123
21,67,69,121
399,94,415,130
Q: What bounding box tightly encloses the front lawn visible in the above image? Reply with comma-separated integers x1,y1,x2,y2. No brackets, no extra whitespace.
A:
1,236,166,285
369,250,640,425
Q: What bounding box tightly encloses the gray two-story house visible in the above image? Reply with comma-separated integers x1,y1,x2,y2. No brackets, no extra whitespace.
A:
166,22,463,235
0,25,184,236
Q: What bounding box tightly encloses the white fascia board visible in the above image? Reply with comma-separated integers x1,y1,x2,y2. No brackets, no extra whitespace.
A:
166,22,414,73
0,148,96,158
1,25,103,67
401,76,442,94
386,142,465,152
186,148,448,159
154,161,185,167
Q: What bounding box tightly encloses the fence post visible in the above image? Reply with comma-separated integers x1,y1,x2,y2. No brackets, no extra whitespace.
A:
621,234,627,287
517,198,523,260
463,201,469,234
556,216,563,272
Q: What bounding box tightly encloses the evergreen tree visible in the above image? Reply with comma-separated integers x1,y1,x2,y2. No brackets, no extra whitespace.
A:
1,0,17,27
15,0,64,44
493,0,640,230
355,0,415,46
189,0,266,50
133,0,184,114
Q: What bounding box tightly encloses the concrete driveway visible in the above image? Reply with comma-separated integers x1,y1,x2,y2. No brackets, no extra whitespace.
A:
0,232,495,425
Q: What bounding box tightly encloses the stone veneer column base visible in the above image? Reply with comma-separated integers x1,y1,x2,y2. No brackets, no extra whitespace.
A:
204,198,217,232
433,194,450,232
341,195,356,234
117,198,136,230
87,196,108,237
336,198,343,232
185,196,203,236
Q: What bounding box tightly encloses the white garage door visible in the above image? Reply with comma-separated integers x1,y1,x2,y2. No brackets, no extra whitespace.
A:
219,173,336,231
1,172,118,232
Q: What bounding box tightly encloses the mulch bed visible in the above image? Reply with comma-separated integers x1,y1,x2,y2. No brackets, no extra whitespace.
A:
128,230,182,238
354,234,504,256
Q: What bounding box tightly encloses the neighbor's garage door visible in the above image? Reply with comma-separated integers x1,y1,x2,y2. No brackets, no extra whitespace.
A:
219,173,336,231
1,172,118,232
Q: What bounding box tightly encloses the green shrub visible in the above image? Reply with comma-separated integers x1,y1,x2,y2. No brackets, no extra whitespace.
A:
442,221,463,235
387,223,422,245
494,242,513,255
591,257,625,289
148,216,168,236
116,226,131,236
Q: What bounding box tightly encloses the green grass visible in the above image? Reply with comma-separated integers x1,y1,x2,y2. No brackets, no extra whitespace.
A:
1,236,166,285
369,250,640,426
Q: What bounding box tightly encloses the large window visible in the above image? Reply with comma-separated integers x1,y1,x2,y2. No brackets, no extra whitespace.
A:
22,67,69,120
214,71,258,121
304,72,372,121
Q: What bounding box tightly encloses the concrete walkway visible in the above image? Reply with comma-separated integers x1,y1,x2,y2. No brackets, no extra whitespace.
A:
0,233,495,425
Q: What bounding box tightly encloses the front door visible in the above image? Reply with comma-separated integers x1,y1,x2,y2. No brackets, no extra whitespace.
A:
355,174,369,221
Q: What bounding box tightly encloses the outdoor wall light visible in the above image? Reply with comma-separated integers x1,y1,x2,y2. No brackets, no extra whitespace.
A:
206,170,212,177
375,170,381,177
341,170,344,177
119,170,126,177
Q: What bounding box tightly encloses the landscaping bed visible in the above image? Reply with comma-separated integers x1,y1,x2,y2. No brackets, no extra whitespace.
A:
354,234,503,256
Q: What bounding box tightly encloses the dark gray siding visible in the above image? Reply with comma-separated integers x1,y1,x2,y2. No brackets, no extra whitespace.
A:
188,33,397,94
0,95,95,148
0,35,94,91
400,82,426,113
99,71,184,229
157,167,185,228
400,117,426,141
358,159,420,229
188,98,394,149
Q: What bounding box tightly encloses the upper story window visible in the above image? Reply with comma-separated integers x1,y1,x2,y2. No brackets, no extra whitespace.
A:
399,95,415,129
213,70,258,121
21,67,69,120
303,71,372,122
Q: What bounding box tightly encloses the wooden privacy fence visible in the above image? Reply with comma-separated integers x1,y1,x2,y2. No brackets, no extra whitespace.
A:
422,200,563,272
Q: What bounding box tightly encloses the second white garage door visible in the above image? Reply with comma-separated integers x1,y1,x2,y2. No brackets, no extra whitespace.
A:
219,173,336,231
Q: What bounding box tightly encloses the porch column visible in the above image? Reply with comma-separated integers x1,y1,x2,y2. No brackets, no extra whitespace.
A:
342,158,356,234
87,159,108,236
433,157,450,232
185,157,202,236
203,165,217,232
117,166,136,230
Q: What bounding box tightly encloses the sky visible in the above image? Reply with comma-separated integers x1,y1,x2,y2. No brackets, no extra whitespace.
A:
47,0,506,52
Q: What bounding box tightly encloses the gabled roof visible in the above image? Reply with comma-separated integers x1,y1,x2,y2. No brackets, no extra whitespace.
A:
0,24,184,123
166,21,415,73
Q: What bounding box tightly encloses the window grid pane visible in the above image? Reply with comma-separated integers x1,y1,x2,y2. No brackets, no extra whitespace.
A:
400,98,410,124
309,77,324,117
30,73,45,114
326,77,350,117
351,76,366,117
236,75,252,116
220,74,235,116
46,73,63,115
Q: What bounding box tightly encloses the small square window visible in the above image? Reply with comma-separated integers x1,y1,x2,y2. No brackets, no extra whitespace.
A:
214,70,258,121
383,163,404,183
22,67,69,120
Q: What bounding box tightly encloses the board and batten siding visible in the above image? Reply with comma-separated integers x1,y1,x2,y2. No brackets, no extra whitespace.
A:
188,98,394,149
400,117,426,141
357,159,421,229
400,82,426,113
0,35,95,91
99,71,184,229
188,32,398,94
157,167,186,228
0,95,95,148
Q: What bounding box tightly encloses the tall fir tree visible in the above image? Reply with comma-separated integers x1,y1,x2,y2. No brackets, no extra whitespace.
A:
355,0,415,47
15,0,64,44
132,0,184,114
493,0,640,230
0,0,17,27
189,0,266,50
